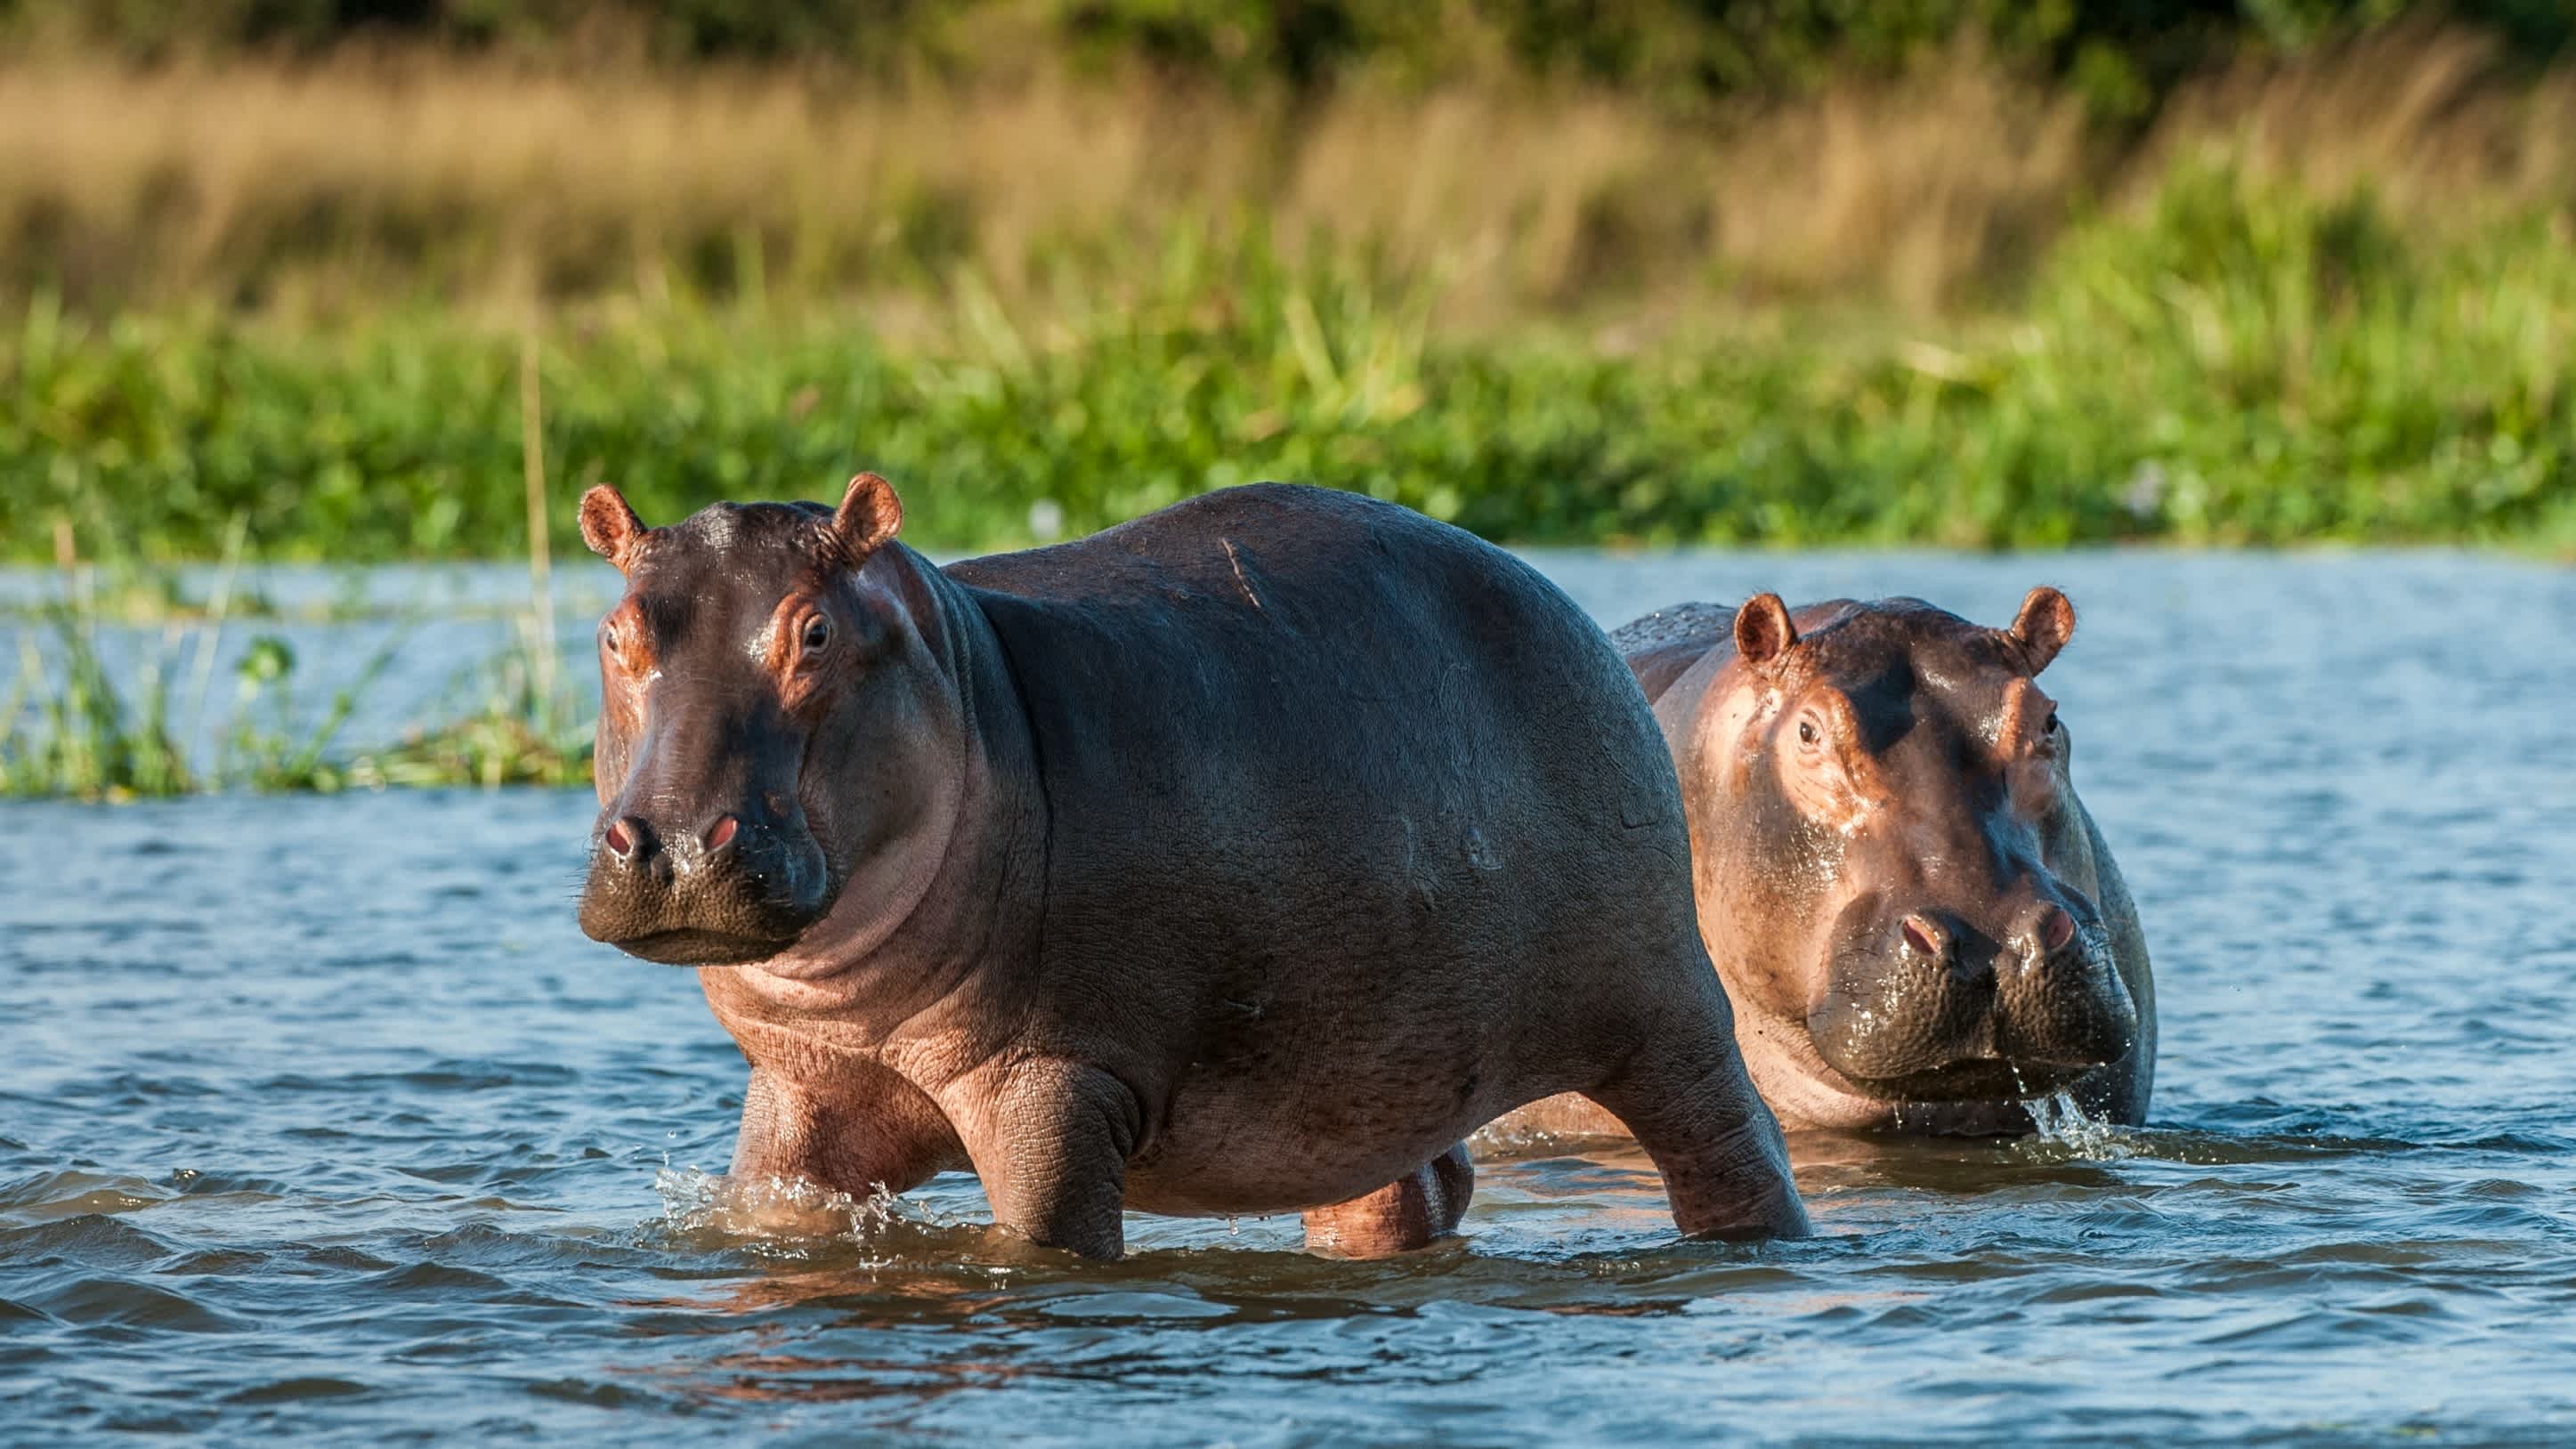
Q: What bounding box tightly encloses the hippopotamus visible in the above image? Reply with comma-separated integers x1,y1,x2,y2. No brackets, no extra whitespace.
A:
1499,589,2152,1139
572,474,1808,1258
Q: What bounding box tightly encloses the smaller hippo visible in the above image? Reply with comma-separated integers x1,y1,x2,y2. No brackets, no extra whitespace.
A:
1501,588,2153,1138
574,474,1808,1258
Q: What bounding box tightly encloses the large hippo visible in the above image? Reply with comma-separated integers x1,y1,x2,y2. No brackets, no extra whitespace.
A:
572,474,1808,1258
1500,589,2152,1138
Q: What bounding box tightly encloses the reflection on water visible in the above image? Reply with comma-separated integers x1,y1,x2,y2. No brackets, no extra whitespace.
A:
4,549,2574,1445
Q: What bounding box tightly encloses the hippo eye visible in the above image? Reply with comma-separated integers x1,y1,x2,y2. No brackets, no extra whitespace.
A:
799,615,832,654
2044,709,2061,735
1797,720,1818,746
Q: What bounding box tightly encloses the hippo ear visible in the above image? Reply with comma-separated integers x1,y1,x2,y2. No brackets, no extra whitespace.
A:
2005,587,2076,675
579,485,646,570
1734,593,1798,673
831,472,903,558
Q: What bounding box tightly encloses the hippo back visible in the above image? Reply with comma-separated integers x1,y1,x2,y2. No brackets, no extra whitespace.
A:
1608,603,1739,703
945,483,1687,941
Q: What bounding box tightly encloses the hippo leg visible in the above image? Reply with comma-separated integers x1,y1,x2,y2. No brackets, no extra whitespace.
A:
1300,1143,1474,1258
956,1060,1140,1260
731,1066,960,1199
1584,1017,1812,1240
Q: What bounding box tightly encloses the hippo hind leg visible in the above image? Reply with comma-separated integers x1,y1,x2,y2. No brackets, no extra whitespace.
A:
1584,1012,1812,1240
1300,1144,1474,1258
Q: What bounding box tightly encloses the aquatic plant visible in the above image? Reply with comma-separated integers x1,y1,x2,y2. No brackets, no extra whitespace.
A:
352,611,594,791
0,604,194,799
0,578,595,800
0,359,597,797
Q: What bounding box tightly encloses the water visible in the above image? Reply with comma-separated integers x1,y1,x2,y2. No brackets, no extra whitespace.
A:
4,550,2574,1445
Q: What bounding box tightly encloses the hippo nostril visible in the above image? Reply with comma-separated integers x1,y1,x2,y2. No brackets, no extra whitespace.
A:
603,816,650,861
703,815,739,854
2041,906,2077,954
1901,914,1948,959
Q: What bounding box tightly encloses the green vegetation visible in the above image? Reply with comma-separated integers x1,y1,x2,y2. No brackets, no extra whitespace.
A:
2,4,2571,797
0,593,591,799
1,607,198,799
7,163,2572,563
5,161,2570,798
0,484,589,799
360,613,593,789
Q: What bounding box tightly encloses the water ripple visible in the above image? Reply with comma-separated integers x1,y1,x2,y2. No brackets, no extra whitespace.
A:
3,552,2572,1445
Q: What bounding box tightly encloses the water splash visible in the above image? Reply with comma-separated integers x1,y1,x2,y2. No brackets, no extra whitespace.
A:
2021,1090,2139,1161
648,1168,953,1264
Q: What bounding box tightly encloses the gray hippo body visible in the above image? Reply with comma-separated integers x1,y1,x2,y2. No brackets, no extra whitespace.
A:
578,478,1808,1256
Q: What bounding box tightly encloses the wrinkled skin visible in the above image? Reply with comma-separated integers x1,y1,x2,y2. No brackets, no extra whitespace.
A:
575,476,1809,1259
1497,590,2153,1138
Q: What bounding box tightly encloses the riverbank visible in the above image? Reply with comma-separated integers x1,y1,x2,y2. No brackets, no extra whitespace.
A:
12,157,2574,568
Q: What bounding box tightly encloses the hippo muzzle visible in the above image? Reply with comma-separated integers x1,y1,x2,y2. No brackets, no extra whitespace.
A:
578,805,832,965
1806,890,2138,1101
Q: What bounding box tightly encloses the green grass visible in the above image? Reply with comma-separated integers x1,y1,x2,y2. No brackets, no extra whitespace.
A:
0,607,196,798
6,161,2571,564
0,598,592,799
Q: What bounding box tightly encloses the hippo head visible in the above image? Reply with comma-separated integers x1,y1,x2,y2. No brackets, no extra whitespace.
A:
573,474,949,967
1697,588,2137,1104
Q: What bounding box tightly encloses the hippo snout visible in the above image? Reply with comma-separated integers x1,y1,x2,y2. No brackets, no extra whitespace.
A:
579,807,831,966
1993,916,2138,1073
1808,896,2136,1101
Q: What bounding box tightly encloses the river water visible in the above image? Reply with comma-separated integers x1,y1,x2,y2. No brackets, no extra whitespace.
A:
4,550,2573,1445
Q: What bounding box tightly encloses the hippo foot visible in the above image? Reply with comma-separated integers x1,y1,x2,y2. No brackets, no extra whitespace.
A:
1300,1145,1475,1259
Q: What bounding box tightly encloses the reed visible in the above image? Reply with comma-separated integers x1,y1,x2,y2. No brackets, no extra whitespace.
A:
0,532,592,799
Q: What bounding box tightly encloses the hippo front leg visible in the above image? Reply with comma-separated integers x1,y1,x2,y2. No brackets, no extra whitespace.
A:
953,1060,1142,1260
1301,1144,1474,1258
727,1065,961,1220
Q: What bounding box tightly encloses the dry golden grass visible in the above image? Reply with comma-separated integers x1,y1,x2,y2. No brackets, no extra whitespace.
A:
2145,25,2576,210
1,27,2569,324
